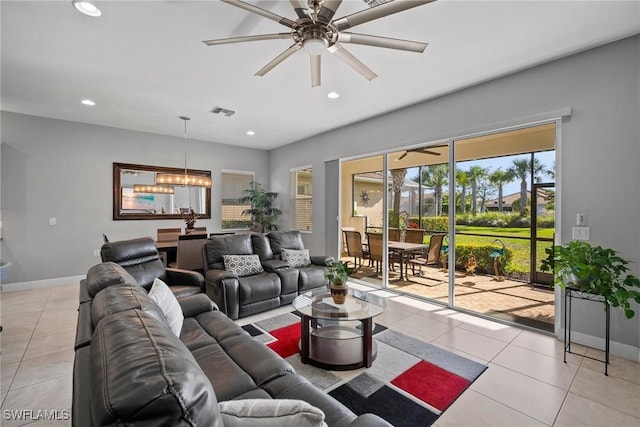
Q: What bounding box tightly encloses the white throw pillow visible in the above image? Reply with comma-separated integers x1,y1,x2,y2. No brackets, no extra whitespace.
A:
148,278,184,337
281,249,311,268
218,399,327,427
223,254,264,277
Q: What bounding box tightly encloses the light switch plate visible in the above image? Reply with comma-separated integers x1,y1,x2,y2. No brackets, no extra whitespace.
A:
572,226,590,240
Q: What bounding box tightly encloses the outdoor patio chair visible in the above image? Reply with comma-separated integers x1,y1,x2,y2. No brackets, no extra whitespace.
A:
408,233,446,277
366,232,402,274
343,230,369,270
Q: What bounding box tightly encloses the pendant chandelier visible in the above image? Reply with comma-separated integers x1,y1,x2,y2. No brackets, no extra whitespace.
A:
155,116,212,188
132,184,174,194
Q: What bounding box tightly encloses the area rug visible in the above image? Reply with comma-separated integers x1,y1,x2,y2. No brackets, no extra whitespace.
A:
242,312,488,427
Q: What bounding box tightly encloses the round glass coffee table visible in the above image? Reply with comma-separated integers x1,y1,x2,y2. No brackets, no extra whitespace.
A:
292,288,385,370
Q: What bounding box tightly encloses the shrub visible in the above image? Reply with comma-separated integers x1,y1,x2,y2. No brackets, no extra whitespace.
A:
419,216,448,232
451,244,514,275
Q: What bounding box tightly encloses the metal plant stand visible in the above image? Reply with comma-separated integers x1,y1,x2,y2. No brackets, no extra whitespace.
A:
564,286,610,375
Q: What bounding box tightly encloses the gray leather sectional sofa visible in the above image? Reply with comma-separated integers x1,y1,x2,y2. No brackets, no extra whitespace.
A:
72,261,390,426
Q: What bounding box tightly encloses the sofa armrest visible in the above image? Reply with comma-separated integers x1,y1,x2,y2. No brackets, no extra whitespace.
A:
205,269,241,319
262,259,289,272
179,293,218,317
310,256,334,267
165,268,205,288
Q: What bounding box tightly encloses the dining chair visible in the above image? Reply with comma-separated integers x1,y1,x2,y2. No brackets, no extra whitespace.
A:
366,232,402,274
388,228,401,242
343,230,369,270
171,234,208,273
408,233,447,277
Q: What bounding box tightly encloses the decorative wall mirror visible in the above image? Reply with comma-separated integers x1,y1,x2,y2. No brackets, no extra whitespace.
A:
113,162,211,220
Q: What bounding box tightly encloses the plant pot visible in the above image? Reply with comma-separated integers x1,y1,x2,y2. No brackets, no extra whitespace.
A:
330,282,348,305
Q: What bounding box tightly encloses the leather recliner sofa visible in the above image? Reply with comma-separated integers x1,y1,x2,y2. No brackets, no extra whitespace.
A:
203,231,331,320
72,261,390,427
101,236,204,298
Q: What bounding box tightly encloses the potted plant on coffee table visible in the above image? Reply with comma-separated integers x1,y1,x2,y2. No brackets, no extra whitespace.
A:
325,259,349,304
543,240,640,319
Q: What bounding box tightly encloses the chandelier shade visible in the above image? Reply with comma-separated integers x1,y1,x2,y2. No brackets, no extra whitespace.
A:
156,173,212,187
132,184,175,194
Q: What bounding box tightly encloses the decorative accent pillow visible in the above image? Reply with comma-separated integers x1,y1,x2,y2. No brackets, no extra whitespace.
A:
281,248,311,268
223,254,264,277
218,399,327,427
148,278,183,337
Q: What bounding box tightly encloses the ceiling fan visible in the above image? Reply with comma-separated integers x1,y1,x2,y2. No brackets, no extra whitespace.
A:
203,0,435,87
396,147,441,160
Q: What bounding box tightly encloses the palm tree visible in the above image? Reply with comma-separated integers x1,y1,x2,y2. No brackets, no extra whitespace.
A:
455,168,469,214
239,181,282,232
467,165,488,215
489,168,516,213
507,158,550,216
389,168,407,228
421,164,448,216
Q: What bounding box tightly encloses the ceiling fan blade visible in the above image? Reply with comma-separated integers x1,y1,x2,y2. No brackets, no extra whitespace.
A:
337,32,427,53
255,43,302,76
289,0,310,19
327,43,377,81
222,0,297,29
317,0,343,23
419,149,441,156
203,33,291,46
310,54,321,87
333,0,435,31
397,151,409,161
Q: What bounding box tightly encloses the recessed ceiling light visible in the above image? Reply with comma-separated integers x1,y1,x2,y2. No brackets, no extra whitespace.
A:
246,130,255,136
327,91,340,99
72,1,102,17
81,99,96,106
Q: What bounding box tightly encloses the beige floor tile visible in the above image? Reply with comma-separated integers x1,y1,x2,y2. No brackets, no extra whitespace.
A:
373,305,415,326
22,331,75,361
438,389,547,427
1,362,20,394
0,311,41,329
434,327,508,361
32,317,77,339
1,376,71,427
512,329,586,363
11,350,74,390
1,303,48,319
570,366,640,418
1,324,37,345
492,344,579,390
470,363,566,425
1,340,31,365
456,317,523,343
391,313,456,341
554,392,640,426
430,342,490,365
581,349,640,384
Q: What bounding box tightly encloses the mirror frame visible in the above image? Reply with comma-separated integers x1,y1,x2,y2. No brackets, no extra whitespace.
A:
113,162,212,220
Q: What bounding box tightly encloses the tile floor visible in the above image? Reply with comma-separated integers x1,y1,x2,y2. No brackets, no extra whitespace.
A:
1,280,639,426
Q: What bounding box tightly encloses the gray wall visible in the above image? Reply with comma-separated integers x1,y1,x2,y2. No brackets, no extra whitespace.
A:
269,35,640,349
0,113,269,283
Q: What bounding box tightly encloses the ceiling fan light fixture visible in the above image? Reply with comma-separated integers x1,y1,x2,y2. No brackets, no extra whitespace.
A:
72,1,102,17
302,38,328,55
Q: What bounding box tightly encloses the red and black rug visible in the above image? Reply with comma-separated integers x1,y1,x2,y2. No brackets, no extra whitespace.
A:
242,312,487,427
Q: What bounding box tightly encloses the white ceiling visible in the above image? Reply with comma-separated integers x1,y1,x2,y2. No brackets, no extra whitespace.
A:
2,1,639,150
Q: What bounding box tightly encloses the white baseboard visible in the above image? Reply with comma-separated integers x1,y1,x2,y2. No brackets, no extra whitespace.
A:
0,275,83,292
558,328,640,362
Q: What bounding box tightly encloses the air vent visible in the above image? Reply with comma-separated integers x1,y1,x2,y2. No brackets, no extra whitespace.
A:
210,106,236,117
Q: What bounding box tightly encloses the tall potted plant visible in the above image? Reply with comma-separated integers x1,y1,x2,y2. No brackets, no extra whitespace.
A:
542,241,640,318
325,259,349,304
238,181,282,233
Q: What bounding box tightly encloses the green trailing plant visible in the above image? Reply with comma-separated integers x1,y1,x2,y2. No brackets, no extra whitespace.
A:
238,181,282,233
542,241,640,319
325,259,349,286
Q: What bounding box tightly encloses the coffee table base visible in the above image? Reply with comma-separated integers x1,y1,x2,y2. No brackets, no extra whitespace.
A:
300,317,378,371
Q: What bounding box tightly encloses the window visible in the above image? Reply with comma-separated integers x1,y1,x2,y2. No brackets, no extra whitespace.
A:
291,167,312,232
221,170,254,229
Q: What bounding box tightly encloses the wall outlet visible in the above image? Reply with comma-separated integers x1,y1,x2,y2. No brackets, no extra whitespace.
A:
572,226,590,241
93,249,101,257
